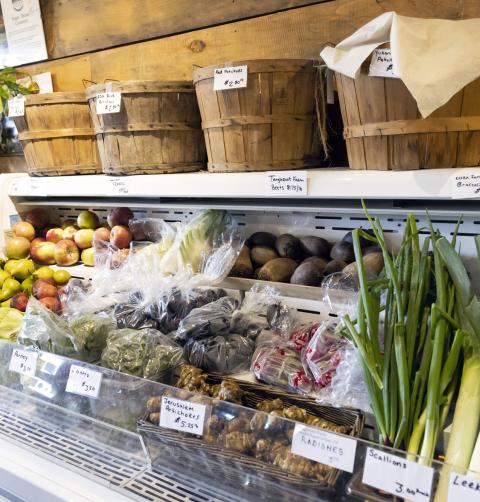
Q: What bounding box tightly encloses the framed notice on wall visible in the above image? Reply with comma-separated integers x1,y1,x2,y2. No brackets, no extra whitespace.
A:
0,0,47,66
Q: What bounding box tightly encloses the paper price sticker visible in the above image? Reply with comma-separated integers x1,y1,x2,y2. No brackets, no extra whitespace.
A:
448,473,480,501
368,48,398,78
96,92,121,114
213,65,248,91
363,447,434,502
160,396,207,435
9,349,38,377
108,177,129,195
291,424,357,472
451,170,480,199
8,96,25,117
65,365,102,399
265,171,308,196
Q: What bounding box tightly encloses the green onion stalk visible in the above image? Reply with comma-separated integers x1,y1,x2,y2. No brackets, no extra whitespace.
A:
344,204,464,462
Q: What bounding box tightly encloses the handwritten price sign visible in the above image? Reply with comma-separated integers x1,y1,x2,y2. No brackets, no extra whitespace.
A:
213,65,248,91
65,365,102,399
108,177,129,195
9,349,38,377
96,92,121,114
160,396,207,435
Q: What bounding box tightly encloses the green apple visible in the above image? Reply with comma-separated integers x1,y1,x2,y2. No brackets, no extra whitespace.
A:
77,210,99,230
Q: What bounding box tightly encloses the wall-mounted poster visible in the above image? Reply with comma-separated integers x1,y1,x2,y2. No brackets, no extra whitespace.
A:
0,0,47,67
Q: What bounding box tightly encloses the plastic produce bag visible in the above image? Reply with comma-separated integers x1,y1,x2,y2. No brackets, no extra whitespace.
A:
301,321,347,387
70,314,117,363
101,328,183,381
321,272,359,317
251,344,312,394
0,308,24,341
184,334,255,374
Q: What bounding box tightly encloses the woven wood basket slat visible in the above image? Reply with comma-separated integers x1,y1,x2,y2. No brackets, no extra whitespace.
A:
193,59,324,173
85,80,206,175
13,92,101,176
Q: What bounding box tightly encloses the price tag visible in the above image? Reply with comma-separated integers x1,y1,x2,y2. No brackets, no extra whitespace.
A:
8,96,25,117
65,365,102,399
363,447,434,502
451,170,480,199
108,177,129,195
160,396,206,435
291,424,357,472
213,65,248,91
448,473,480,501
9,349,38,377
368,48,398,78
265,171,308,196
96,92,121,114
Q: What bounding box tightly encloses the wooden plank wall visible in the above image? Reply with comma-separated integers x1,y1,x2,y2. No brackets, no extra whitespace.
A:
24,0,480,90
3,0,479,170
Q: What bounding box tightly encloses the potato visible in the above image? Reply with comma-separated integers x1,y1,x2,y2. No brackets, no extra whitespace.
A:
247,232,276,249
330,241,355,263
275,234,303,260
342,252,384,278
230,245,253,278
257,258,298,283
251,246,279,266
323,259,348,277
299,236,330,258
290,259,327,286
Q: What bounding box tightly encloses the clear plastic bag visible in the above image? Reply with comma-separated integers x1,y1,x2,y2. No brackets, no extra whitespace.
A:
18,298,115,363
184,333,255,374
301,320,347,387
129,218,175,242
251,344,312,394
321,272,359,316
101,328,183,380
315,342,371,413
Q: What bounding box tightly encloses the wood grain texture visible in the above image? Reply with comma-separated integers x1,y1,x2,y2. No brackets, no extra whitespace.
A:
24,0,480,90
87,81,205,175
13,93,101,176
40,0,325,59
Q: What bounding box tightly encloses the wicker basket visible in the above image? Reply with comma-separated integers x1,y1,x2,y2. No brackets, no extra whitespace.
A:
193,59,324,173
137,375,363,491
13,93,101,176
335,57,480,170
85,81,206,175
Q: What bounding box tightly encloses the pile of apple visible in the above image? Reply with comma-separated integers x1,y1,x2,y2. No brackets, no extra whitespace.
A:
6,206,134,269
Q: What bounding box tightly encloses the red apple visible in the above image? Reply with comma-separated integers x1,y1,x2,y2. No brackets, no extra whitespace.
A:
54,239,79,266
74,229,94,249
46,227,64,243
31,237,46,250
10,292,29,312
93,227,110,242
62,225,78,241
34,278,55,286
39,296,61,313
24,208,49,230
61,219,77,230
32,279,58,300
12,221,35,241
41,224,57,238
107,207,134,228
30,241,56,265
110,225,132,249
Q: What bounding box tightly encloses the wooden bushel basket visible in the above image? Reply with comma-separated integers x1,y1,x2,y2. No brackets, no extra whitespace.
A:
193,60,325,173
335,58,480,170
85,81,206,175
13,93,101,176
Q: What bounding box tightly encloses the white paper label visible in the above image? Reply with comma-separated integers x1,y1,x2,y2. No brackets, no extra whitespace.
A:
368,48,398,78
363,447,434,502
451,170,480,199
8,97,24,117
160,396,206,435
96,92,121,114
448,473,480,501
33,72,53,94
108,177,129,195
265,171,308,196
65,365,102,399
291,424,357,472
213,65,248,91
9,349,38,376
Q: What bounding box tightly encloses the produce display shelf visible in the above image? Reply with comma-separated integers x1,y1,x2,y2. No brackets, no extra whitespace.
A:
5,168,479,200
